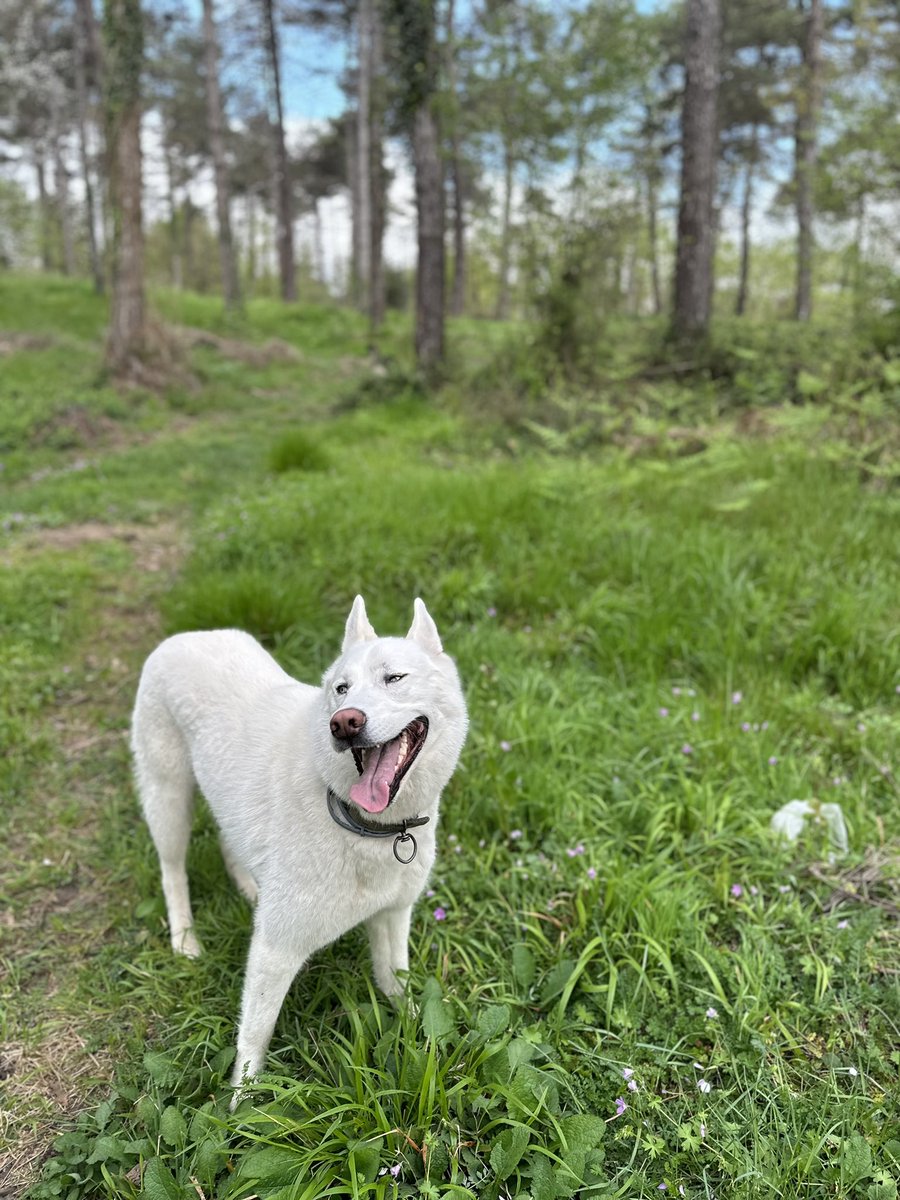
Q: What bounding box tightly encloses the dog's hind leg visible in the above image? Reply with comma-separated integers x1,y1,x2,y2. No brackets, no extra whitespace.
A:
367,905,412,999
132,699,201,958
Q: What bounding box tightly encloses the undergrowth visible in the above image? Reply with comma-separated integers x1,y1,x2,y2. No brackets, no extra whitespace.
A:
0,274,897,1200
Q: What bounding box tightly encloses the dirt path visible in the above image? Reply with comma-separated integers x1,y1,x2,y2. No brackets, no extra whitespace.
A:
0,520,186,1196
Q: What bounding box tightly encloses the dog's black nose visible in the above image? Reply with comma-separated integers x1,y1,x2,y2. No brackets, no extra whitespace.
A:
330,708,367,740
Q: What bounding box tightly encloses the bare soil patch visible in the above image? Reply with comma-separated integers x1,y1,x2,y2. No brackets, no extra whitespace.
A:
175,323,303,367
0,518,186,1195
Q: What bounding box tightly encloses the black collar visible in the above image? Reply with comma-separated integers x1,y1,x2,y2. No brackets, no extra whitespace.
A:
326,789,430,864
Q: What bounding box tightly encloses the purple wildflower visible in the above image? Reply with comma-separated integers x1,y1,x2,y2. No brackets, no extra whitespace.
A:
509,829,523,840
500,740,512,752
692,711,700,722
433,907,447,921
659,707,669,717
730,883,743,898
486,606,497,618
390,1163,402,1178
682,743,693,755
768,756,778,766
706,1007,718,1019
614,1097,628,1117
587,867,597,880
622,1068,634,1080
837,919,850,930
732,691,743,705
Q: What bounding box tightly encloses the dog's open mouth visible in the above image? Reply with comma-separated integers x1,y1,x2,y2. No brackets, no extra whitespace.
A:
349,717,429,814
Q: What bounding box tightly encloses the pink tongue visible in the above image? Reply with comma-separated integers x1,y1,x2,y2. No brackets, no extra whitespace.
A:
350,737,402,813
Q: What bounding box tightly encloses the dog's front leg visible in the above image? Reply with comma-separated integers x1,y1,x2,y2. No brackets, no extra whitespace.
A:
367,905,412,1000
230,930,305,1100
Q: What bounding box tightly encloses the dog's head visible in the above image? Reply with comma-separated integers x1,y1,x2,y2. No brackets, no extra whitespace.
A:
316,596,467,816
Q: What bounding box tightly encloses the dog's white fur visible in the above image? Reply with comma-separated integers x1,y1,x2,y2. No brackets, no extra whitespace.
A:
131,597,467,1093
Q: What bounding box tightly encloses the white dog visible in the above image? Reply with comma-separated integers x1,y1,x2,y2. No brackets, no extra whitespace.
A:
131,596,467,1093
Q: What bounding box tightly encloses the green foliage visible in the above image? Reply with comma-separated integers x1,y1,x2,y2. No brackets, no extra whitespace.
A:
1,277,898,1200
267,430,331,474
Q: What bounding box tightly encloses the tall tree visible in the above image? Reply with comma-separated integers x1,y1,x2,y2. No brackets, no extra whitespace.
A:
74,0,105,292
201,0,242,312
352,0,386,328
102,0,147,373
671,0,721,340
389,0,445,370
260,0,296,301
444,0,466,316
794,0,823,321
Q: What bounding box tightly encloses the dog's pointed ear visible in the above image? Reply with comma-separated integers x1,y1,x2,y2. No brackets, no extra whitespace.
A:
342,595,377,651
407,597,443,656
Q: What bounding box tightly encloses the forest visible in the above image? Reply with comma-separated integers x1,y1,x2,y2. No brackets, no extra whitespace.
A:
1,2,899,1199
2,0,899,368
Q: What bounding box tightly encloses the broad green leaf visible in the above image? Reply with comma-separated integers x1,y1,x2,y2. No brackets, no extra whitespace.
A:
142,1158,188,1200
490,1125,531,1181
476,1003,511,1041
512,944,535,989
841,1134,873,1183
558,1114,606,1151
143,1050,178,1087
421,976,453,1040
540,959,575,1006
237,1145,306,1185
85,1134,129,1165
526,1153,556,1200
159,1105,187,1149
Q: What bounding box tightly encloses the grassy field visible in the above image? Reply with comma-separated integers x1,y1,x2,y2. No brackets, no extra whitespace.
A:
1,274,898,1200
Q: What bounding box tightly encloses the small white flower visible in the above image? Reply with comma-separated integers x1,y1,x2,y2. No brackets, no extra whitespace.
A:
698,1079,712,1093
848,1067,858,1077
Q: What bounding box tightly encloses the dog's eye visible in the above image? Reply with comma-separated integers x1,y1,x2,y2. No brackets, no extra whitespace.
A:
335,682,349,695
385,673,407,685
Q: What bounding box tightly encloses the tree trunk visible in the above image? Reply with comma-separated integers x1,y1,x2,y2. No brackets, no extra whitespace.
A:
413,101,445,371
646,167,662,316
74,9,104,293
671,0,720,341
368,0,386,330
794,0,822,322
445,0,466,317
163,141,182,288
260,0,296,302
312,197,325,285
201,0,242,313
354,0,373,314
51,116,76,276
495,148,514,319
102,0,146,374
35,151,53,272
245,191,257,294
735,126,758,317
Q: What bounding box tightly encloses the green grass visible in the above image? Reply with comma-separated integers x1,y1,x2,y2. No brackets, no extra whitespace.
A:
1,275,898,1200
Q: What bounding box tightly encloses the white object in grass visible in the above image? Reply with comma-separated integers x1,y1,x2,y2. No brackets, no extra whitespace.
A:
770,799,849,860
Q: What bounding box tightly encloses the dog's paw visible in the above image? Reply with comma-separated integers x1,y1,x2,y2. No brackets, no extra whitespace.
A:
172,929,202,958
